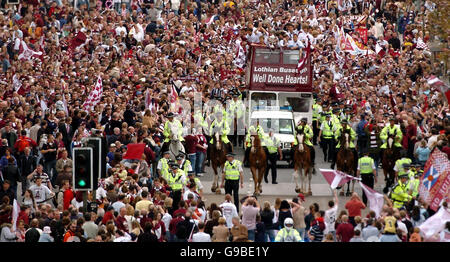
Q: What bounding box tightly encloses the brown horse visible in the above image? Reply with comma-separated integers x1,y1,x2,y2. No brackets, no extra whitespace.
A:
336,132,355,196
249,134,267,196
382,137,399,193
210,132,227,194
293,133,312,195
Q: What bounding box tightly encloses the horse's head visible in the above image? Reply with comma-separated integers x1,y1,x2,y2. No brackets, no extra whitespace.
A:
344,133,349,149
214,132,221,150
387,137,394,149
296,133,304,152
340,131,349,149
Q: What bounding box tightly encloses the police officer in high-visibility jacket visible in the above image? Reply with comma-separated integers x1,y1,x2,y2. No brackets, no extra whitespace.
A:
167,161,186,211
176,153,192,176
357,150,377,205
294,118,316,173
318,113,334,163
157,151,171,180
264,129,282,184
331,119,356,170
390,169,412,209
312,98,323,145
162,112,184,153
228,92,245,147
220,153,244,212
380,117,403,151
209,111,233,153
394,151,412,180
244,122,266,165
275,218,302,242
406,166,421,210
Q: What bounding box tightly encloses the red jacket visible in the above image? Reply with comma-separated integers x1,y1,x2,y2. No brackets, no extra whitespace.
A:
14,136,38,152
63,189,75,210
102,211,115,225
17,211,29,226
336,222,354,242
115,215,128,232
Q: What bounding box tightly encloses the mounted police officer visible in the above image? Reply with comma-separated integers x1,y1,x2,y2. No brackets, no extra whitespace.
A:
380,117,403,154
244,120,267,165
294,117,316,173
162,112,184,153
331,119,356,170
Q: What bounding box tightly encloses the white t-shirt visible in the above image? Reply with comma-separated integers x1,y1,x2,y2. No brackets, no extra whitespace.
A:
220,201,238,228
183,189,199,201
162,213,172,232
192,232,211,242
29,184,52,203
324,205,338,234
397,220,408,236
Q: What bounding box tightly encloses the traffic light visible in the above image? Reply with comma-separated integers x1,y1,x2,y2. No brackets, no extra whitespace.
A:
73,147,93,191
85,137,107,190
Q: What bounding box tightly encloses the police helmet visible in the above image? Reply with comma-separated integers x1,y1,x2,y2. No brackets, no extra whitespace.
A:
284,218,294,228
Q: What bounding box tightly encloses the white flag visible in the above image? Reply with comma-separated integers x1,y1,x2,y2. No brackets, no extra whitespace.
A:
320,169,360,189
419,206,450,240
359,182,384,218
12,199,20,231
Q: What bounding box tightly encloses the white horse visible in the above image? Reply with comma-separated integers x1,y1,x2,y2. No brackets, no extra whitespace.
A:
168,125,185,161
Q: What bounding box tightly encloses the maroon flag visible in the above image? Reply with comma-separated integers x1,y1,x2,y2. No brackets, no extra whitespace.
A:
297,40,310,73
389,92,398,115
320,169,360,189
428,75,450,103
123,143,146,160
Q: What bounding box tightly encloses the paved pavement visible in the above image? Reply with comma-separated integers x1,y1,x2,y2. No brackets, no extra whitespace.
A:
200,144,386,197
199,143,387,217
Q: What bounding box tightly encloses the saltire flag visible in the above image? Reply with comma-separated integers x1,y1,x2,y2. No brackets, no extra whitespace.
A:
419,148,450,211
83,76,103,112
18,40,43,61
297,39,310,72
427,75,450,103
359,182,384,218
123,143,146,160
320,169,360,190
419,206,450,241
